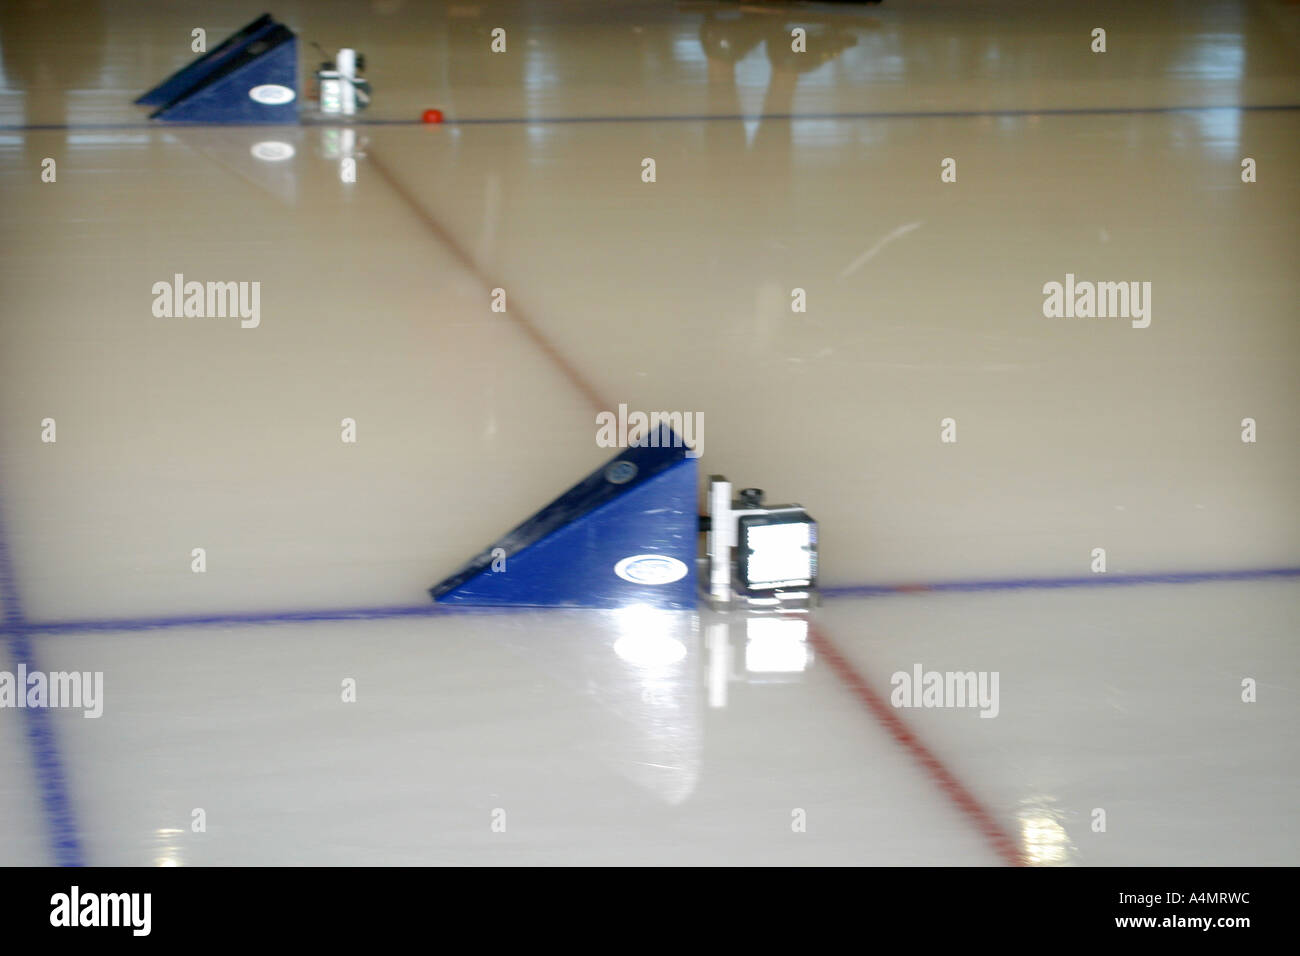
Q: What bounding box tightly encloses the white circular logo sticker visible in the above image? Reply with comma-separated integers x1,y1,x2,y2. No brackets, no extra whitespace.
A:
249,84,296,105
250,141,295,161
614,555,689,586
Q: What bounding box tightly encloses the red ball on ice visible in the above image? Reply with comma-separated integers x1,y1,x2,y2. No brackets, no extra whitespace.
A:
422,108,444,124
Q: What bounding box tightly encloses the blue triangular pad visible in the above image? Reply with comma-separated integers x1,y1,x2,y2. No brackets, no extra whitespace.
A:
150,24,298,124
135,14,276,106
432,427,699,609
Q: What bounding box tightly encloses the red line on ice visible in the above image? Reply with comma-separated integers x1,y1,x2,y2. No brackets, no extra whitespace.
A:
807,621,1026,866
366,151,611,414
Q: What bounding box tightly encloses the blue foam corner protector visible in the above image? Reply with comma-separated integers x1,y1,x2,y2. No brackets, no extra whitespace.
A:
135,14,277,106
431,426,699,609
148,21,298,124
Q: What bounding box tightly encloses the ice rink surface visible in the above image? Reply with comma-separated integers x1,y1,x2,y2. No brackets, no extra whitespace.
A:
1,0,1297,865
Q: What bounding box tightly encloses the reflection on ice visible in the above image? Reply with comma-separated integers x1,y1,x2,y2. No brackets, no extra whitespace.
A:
611,605,688,669
744,616,810,675
153,827,184,867
604,607,700,805
708,615,813,708
1016,798,1077,866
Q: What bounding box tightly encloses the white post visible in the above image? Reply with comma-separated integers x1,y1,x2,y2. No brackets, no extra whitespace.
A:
707,622,729,708
337,48,357,115
708,477,733,607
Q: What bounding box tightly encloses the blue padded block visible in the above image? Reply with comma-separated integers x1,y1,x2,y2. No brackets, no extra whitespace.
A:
150,24,297,124
431,428,699,609
135,14,277,106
